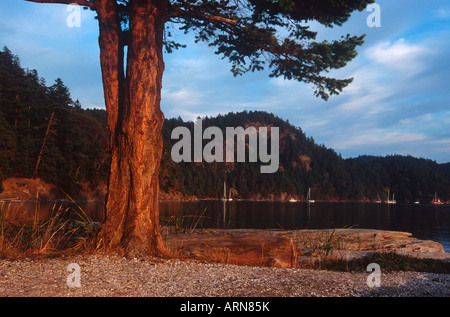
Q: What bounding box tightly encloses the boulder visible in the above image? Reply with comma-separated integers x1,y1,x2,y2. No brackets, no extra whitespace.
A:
0,177,62,202
288,228,445,254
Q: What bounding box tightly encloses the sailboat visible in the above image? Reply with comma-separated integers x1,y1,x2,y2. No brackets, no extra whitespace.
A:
375,194,382,203
386,189,396,204
432,192,444,205
306,187,315,203
221,181,233,201
221,181,227,202
228,188,233,201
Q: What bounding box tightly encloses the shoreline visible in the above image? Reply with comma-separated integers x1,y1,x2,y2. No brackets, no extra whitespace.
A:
3,197,449,205
0,228,449,297
1,177,448,204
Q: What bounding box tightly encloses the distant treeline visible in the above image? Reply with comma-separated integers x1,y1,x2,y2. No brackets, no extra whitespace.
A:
160,113,450,203
1,46,449,203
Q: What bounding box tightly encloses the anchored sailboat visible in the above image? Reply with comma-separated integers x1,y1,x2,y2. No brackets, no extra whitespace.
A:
386,189,396,204
221,181,233,201
221,181,227,201
375,194,382,203
432,192,444,205
306,187,315,203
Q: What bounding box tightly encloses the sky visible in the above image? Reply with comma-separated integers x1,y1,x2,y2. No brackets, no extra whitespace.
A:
1,0,450,163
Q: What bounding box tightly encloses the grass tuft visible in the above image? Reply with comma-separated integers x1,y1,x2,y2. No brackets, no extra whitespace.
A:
0,200,99,258
160,207,208,234
295,228,350,257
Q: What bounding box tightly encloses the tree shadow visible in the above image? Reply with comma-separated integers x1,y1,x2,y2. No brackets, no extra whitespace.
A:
356,272,450,297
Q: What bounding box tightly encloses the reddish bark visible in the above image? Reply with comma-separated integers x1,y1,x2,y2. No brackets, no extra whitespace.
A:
27,0,171,258
95,0,168,258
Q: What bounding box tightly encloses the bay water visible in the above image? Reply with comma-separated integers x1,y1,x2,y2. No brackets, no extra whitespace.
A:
5,200,450,252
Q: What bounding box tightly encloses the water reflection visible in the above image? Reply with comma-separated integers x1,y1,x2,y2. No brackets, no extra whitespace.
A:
2,199,449,252
159,200,450,252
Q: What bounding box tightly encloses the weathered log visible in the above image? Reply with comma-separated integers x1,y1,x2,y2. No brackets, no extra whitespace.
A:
168,230,298,268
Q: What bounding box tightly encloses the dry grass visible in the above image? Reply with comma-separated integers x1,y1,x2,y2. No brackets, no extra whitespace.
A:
293,228,350,257
0,200,99,258
160,207,208,234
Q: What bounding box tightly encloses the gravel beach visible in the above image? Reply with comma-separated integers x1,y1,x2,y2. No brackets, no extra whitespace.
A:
1,255,449,297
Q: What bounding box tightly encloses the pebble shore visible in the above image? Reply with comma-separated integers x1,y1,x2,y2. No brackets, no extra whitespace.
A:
1,255,449,297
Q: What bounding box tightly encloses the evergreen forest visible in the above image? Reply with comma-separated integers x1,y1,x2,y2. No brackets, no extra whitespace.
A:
1,47,449,203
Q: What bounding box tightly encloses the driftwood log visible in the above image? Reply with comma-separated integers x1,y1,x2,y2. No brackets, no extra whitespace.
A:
167,230,298,268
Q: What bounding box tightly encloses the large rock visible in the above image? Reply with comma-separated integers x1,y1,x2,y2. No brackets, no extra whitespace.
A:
288,228,445,253
0,177,62,201
287,228,449,264
0,177,106,202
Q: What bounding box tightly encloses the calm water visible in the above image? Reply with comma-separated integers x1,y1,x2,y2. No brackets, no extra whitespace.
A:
5,200,450,252
159,200,450,252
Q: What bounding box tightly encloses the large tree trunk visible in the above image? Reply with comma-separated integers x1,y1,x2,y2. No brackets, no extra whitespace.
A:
96,0,168,258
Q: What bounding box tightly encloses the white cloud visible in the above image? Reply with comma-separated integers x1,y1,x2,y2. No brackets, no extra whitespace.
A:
332,130,428,150
336,85,392,115
432,139,450,154
163,87,201,106
435,8,450,19
367,38,430,76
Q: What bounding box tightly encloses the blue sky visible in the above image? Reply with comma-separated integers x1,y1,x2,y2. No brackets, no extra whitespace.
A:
1,0,450,163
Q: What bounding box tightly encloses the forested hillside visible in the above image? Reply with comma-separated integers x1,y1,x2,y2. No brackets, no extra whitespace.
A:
160,113,450,203
1,47,449,203
0,46,109,197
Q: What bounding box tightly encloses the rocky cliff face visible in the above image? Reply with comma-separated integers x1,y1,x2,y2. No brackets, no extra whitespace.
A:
0,177,106,202
0,177,62,201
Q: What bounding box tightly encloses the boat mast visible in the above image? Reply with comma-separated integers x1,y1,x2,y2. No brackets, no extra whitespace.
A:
223,181,227,199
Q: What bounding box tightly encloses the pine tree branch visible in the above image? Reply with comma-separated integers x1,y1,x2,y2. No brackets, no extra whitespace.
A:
167,6,238,25
25,0,95,9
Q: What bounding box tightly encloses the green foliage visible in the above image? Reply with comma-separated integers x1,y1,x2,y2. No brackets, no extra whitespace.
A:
0,47,109,197
113,0,374,100
186,0,371,99
159,111,450,203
